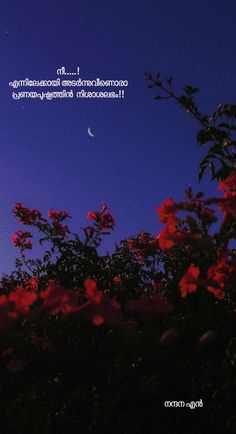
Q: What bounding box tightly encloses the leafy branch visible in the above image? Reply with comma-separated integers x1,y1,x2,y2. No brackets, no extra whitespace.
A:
145,71,236,181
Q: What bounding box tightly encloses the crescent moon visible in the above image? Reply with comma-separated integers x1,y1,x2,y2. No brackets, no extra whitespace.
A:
88,127,95,138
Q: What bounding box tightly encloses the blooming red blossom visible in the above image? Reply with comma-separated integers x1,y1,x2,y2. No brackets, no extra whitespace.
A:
92,314,105,326
60,291,79,314
9,286,37,315
207,285,225,300
158,222,177,250
53,223,70,237
218,172,236,192
40,281,79,315
47,209,70,237
25,277,39,291
12,230,33,250
91,295,120,324
113,275,122,285
87,204,115,232
84,279,103,303
158,220,187,250
83,278,120,325
179,264,200,297
127,231,159,260
48,209,70,223
214,172,236,220
217,192,236,218
40,281,66,315
13,203,42,225
156,198,179,223
87,211,97,220
206,256,229,299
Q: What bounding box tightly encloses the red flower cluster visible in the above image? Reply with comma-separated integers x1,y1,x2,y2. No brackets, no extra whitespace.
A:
9,286,37,315
179,264,200,298
13,203,42,225
0,277,122,335
47,209,70,237
113,275,122,285
158,220,187,250
217,172,236,218
25,277,39,291
12,230,33,250
0,281,37,331
48,209,70,222
156,198,179,223
156,198,189,250
156,195,218,251
218,172,236,192
127,230,159,260
207,255,231,299
87,203,115,233
83,278,120,326
179,254,236,300
41,281,77,315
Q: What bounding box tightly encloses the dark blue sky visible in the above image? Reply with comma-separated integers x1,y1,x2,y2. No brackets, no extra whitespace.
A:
0,0,236,273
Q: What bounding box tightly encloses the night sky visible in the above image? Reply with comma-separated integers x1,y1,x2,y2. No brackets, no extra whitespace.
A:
0,0,236,273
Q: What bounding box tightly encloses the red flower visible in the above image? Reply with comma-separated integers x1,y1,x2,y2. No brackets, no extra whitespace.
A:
179,264,200,297
53,223,70,237
156,198,179,223
206,256,229,299
60,291,79,314
87,204,115,232
9,286,37,315
84,279,103,304
13,203,42,225
82,279,120,325
12,230,33,250
207,286,225,300
41,281,79,315
127,231,158,260
47,209,70,223
40,281,66,315
47,209,70,238
218,172,236,192
25,277,39,291
91,295,120,325
158,220,186,250
113,275,122,285
87,211,97,220
158,222,176,250
92,315,104,326
217,192,236,218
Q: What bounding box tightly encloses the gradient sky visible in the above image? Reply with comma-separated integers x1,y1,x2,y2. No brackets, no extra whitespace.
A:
0,0,236,273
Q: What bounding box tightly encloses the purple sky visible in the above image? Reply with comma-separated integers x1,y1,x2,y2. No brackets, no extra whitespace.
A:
0,0,236,273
